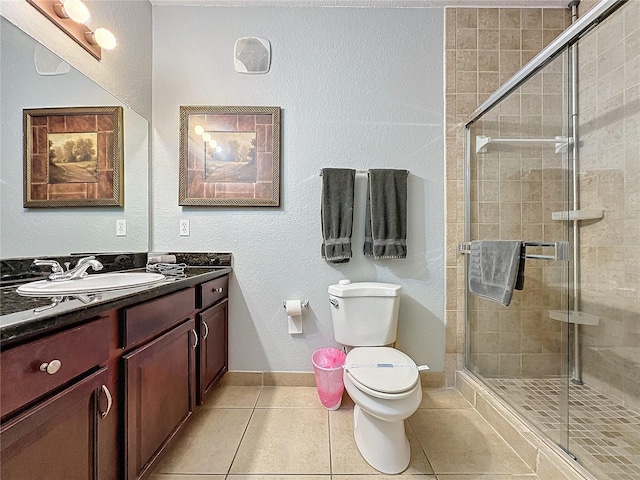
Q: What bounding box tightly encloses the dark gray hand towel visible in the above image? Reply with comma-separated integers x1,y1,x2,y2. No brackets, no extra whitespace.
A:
468,240,522,306
363,169,408,259
321,168,356,263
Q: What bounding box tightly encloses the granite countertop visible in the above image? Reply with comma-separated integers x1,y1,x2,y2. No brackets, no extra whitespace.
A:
0,252,232,348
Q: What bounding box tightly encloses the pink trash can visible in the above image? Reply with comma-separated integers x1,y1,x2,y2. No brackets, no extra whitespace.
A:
312,347,347,410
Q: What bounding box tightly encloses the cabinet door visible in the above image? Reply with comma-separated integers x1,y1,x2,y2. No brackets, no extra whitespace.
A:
198,298,228,404
123,319,196,480
0,367,109,480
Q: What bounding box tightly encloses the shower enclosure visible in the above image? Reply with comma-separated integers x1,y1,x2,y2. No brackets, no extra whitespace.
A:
463,1,640,479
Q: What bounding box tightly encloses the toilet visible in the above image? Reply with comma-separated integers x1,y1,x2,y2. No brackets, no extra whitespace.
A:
328,280,423,474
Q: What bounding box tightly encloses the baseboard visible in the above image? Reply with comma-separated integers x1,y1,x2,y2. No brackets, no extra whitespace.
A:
221,370,446,388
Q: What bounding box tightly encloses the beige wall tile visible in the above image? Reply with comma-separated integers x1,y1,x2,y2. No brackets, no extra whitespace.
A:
456,28,478,50
456,8,477,29
263,371,316,386
521,8,542,30
478,8,499,29
500,9,521,29
444,6,570,385
204,385,262,408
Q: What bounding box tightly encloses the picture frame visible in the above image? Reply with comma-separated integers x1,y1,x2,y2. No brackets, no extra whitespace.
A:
179,105,281,207
23,106,124,207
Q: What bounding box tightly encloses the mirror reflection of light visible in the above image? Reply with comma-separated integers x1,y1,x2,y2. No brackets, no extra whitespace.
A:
216,145,222,153
209,140,218,148
194,125,204,136
202,132,212,142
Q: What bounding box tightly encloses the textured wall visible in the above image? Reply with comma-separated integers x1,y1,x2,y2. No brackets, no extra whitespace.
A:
152,6,445,373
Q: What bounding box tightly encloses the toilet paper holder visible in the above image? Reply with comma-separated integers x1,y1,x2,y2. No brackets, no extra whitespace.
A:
282,300,309,309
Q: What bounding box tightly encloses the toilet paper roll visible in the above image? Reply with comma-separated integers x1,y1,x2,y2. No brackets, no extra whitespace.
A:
285,300,303,317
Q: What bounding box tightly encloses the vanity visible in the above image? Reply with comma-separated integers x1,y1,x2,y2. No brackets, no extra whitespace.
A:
0,260,231,480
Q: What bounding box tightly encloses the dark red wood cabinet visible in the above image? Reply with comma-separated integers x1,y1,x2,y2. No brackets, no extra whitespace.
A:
1,367,110,480
0,273,229,480
123,319,196,480
197,275,229,404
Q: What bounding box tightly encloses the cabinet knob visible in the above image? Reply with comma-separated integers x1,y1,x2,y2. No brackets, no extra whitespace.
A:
212,287,224,293
39,359,62,375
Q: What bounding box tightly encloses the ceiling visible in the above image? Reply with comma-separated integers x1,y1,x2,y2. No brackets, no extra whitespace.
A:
149,0,571,7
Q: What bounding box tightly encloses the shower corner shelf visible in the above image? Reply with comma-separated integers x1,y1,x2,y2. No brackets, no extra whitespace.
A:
548,310,600,326
551,209,604,221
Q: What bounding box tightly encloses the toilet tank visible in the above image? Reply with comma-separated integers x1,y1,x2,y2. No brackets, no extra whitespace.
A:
328,280,401,346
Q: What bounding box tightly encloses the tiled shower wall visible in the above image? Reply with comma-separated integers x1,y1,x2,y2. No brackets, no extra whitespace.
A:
575,0,640,411
444,7,570,385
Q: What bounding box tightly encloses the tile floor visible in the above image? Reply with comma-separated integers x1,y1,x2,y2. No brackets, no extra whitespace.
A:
487,377,640,480
150,385,540,480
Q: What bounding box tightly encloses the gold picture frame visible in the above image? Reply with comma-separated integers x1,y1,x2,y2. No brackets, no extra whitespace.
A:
23,106,124,207
179,105,281,207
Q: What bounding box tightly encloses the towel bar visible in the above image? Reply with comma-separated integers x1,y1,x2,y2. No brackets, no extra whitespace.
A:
458,241,568,261
319,169,410,176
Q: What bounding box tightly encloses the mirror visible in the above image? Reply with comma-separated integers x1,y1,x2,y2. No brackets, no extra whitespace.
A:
0,16,149,258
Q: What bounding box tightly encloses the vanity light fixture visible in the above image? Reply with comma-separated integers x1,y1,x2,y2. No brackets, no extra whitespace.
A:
27,0,117,60
52,0,90,24
85,27,117,51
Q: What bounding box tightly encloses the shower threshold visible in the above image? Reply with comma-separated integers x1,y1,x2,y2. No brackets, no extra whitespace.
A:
485,377,640,480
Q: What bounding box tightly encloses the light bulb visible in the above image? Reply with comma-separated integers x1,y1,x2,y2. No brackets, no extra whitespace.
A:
202,132,212,142
55,0,90,24
93,27,117,50
194,125,205,136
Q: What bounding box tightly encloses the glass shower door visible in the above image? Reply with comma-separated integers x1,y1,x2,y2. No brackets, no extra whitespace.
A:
464,47,573,454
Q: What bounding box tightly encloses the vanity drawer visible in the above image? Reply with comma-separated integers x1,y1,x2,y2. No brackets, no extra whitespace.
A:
0,316,109,419
122,287,196,348
198,275,229,310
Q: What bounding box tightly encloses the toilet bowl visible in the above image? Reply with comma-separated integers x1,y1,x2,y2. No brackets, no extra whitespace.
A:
342,346,422,474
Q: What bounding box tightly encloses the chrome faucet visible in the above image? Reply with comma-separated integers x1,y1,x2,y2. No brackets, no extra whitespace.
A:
66,256,103,280
32,259,65,279
33,256,104,281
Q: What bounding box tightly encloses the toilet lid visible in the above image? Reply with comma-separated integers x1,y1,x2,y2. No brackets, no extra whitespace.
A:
345,347,419,394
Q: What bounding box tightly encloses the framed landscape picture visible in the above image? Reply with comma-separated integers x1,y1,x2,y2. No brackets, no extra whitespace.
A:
179,105,281,207
23,106,124,207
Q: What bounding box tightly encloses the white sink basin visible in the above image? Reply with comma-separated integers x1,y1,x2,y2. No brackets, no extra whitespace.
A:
16,272,166,296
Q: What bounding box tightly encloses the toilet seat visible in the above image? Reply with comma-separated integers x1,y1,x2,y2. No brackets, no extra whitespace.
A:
344,347,419,400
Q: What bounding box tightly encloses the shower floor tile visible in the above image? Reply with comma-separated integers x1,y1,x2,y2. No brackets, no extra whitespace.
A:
485,377,640,480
